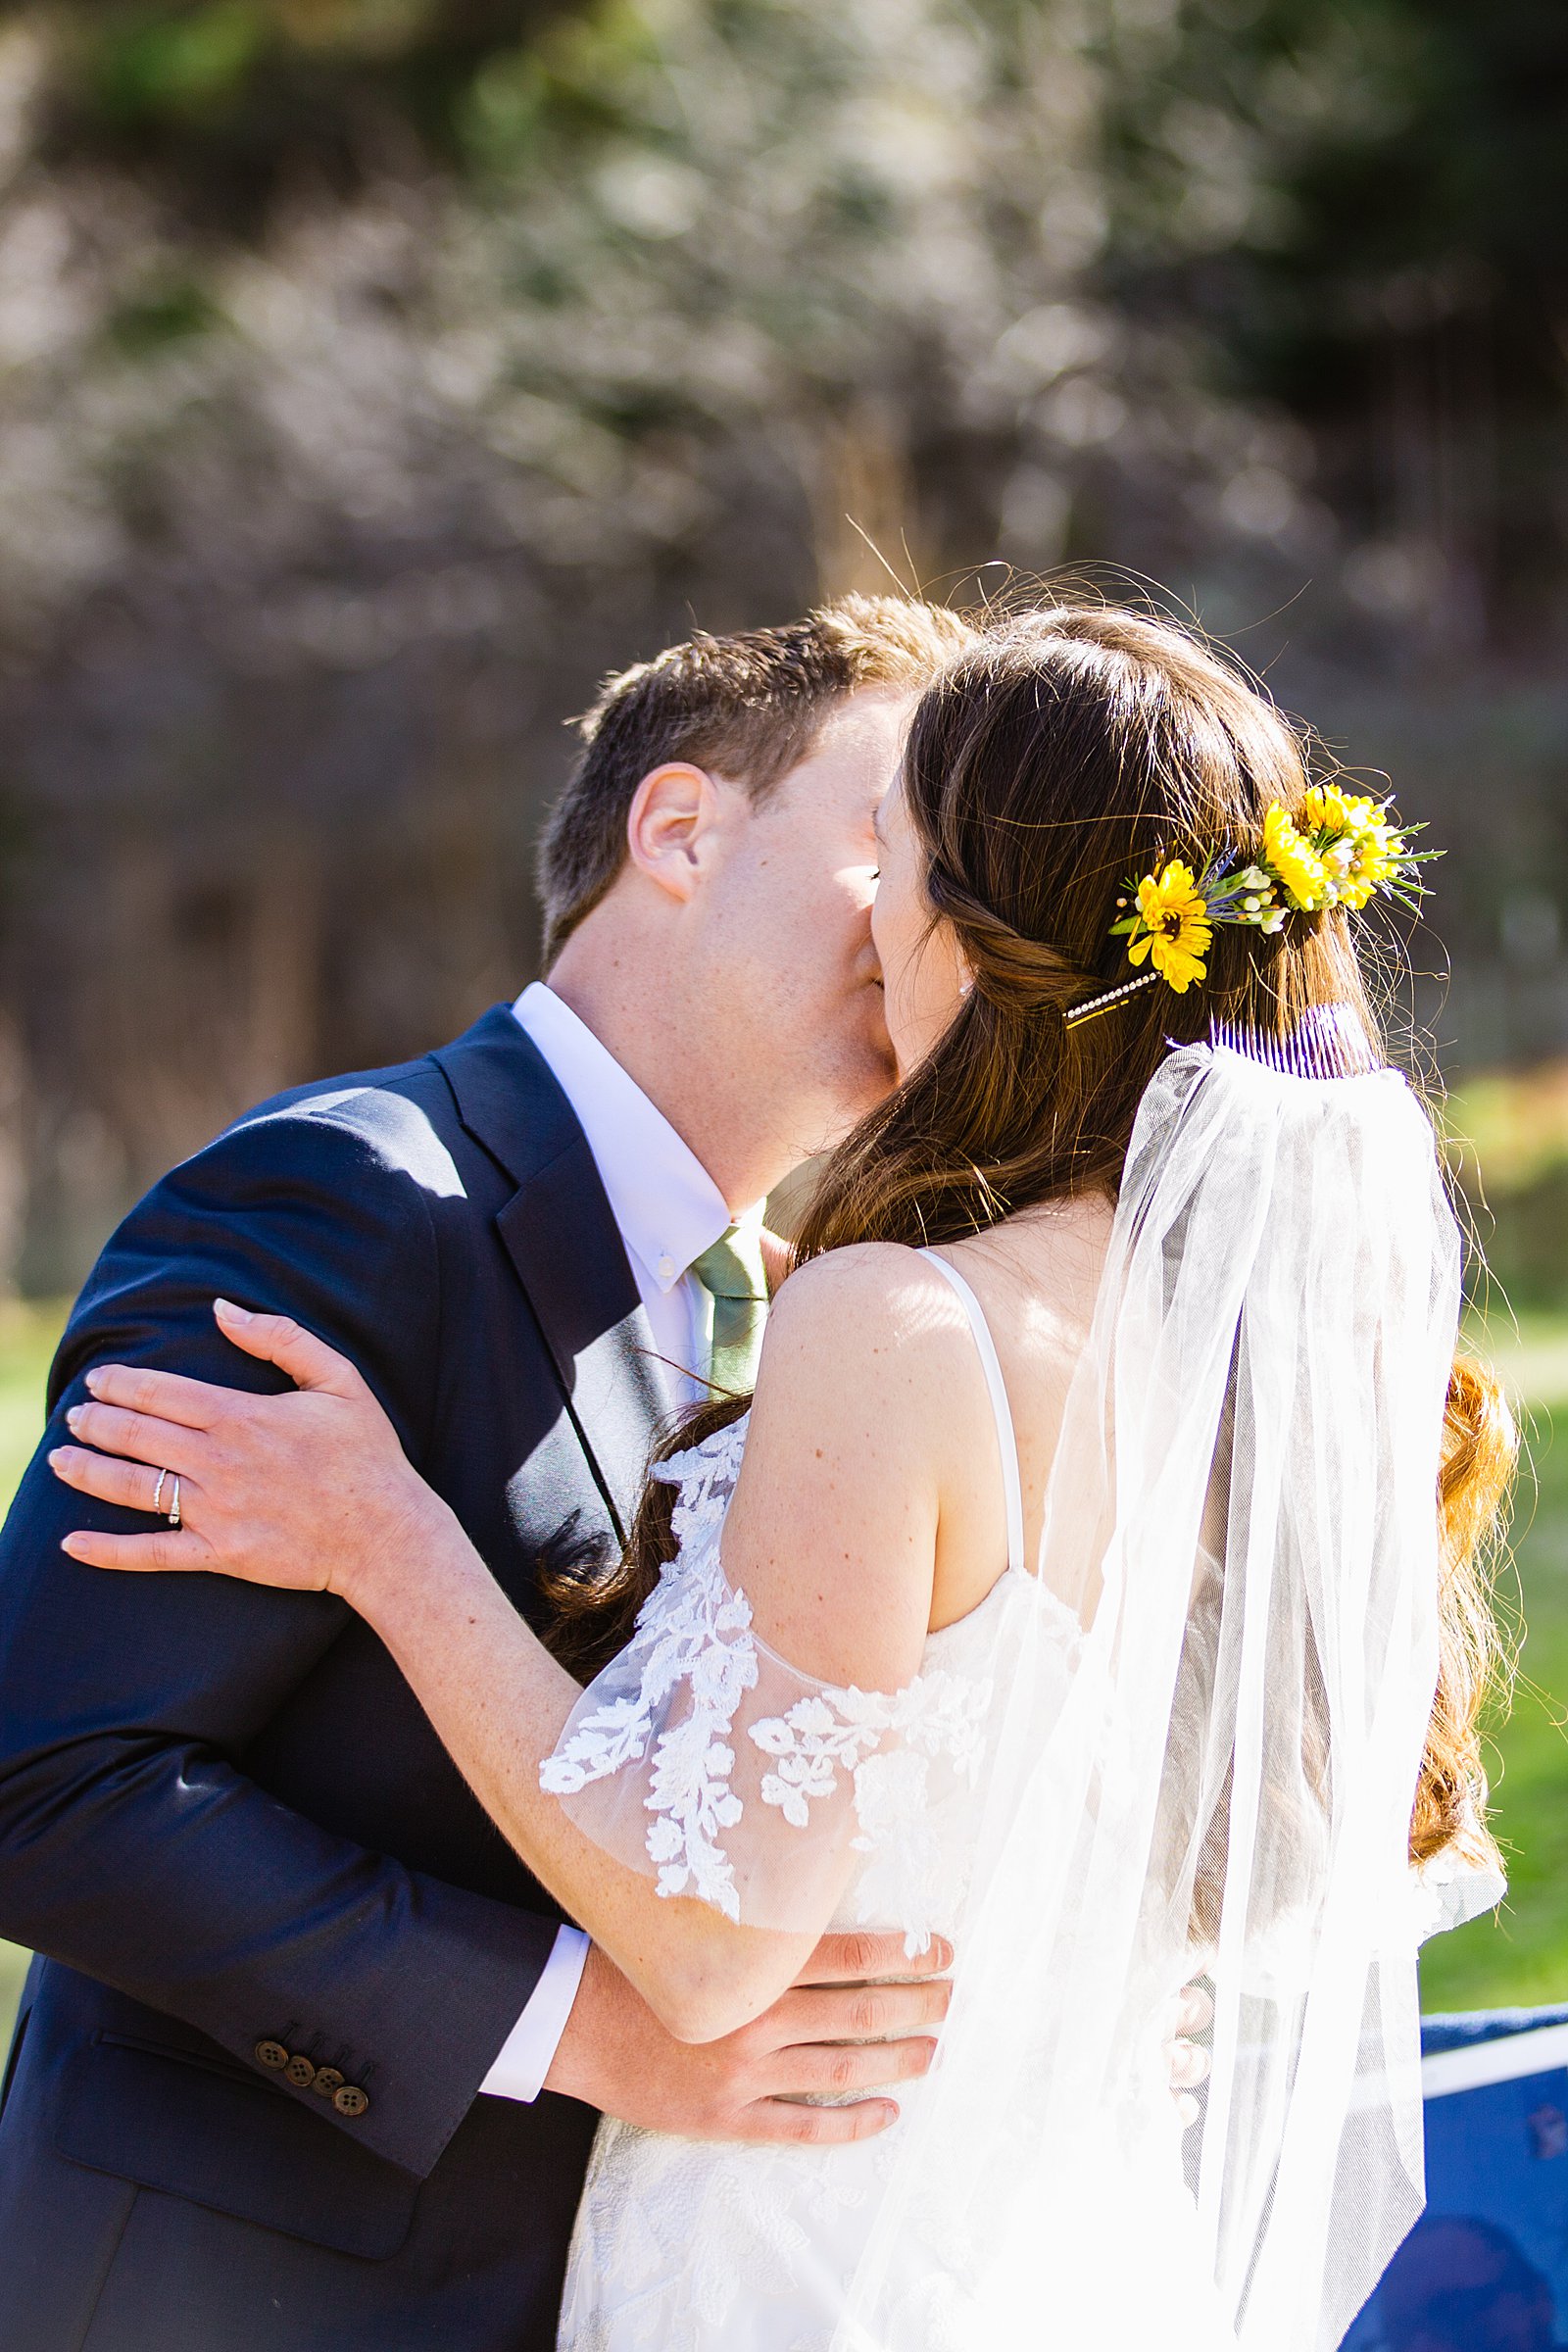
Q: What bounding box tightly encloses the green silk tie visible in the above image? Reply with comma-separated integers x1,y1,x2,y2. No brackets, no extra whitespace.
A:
691,1223,769,1396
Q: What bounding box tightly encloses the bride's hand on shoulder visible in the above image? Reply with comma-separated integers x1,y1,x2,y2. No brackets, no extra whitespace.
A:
49,1299,460,1611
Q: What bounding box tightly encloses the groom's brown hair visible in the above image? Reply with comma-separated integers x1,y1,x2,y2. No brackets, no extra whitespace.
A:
536,593,975,964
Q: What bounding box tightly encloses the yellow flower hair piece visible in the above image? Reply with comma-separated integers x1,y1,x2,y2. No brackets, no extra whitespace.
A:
1075,787,1433,1027
1262,805,1328,911
1127,861,1212,995
1301,785,1406,913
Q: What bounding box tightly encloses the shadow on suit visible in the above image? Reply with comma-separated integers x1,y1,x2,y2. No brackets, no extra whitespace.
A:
0,1006,668,2351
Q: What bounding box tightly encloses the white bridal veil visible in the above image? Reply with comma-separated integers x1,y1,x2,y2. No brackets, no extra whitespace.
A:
548,1021,1470,2351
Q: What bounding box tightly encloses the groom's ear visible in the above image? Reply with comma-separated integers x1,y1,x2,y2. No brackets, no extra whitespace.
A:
625,761,725,905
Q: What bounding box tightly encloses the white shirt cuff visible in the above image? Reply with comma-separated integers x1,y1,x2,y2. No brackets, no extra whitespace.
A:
478,1925,591,2104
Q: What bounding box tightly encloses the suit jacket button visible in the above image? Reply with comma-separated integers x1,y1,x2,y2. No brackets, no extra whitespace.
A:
333,2084,369,2119
255,2039,289,2071
284,2054,318,2089
310,2068,344,2099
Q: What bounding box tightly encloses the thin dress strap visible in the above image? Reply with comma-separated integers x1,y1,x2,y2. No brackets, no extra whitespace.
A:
916,1248,1026,1578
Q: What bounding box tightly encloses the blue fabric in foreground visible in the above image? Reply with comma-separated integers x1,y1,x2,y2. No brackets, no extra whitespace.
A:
1342,2006,1568,2348
1421,2003,1568,2056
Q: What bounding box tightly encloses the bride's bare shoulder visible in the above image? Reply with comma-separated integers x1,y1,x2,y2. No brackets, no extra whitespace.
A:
765,1241,971,1350
751,1244,992,1437
726,1244,984,1683
945,1193,1112,1288
935,1195,1113,1371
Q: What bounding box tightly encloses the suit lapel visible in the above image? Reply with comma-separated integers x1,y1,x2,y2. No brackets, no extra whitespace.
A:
494,1165,665,1542
434,1005,666,1543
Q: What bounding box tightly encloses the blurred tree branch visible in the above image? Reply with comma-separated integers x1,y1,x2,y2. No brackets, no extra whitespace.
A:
0,0,1564,1288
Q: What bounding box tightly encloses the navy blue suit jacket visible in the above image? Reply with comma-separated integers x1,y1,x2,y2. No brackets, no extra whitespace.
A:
0,1005,668,2352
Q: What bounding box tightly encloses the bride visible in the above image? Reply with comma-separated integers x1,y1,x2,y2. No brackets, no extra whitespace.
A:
52,606,1513,2351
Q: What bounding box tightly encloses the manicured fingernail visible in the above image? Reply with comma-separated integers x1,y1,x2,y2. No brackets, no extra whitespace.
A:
215,1298,248,1321
60,1535,84,1556
83,1370,103,1395
66,1407,84,1432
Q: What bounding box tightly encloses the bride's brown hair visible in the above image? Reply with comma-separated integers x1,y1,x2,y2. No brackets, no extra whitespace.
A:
549,602,1514,1877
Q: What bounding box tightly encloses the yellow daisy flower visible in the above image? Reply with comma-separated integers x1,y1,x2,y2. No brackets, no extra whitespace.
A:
1262,804,1329,910
1128,859,1212,993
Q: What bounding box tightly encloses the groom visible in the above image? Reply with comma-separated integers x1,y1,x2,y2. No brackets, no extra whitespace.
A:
0,593,974,2352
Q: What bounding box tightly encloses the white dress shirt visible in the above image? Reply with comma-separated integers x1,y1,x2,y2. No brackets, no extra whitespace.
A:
479,982,761,2103
514,980,753,1406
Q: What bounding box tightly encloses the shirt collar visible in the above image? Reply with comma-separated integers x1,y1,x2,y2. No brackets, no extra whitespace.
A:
513,983,751,1294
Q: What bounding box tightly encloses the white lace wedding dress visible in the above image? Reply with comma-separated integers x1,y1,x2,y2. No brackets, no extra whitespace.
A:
550,1251,1082,2352
543,1042,1498,2352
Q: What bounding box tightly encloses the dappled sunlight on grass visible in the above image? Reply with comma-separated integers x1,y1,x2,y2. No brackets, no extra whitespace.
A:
0,1300,66,1499
1419,1394,1568,2011
0,1941,24,2040
1446,1061,1568,1200
1448,1062,1568,1325
1423,1062,1568,2007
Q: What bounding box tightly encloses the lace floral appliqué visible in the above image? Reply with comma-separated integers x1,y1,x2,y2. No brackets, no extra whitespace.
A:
541,1413,995,1949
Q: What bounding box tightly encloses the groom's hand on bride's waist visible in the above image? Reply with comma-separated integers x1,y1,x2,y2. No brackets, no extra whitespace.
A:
1164,1983,1213,2129
544,1935,953,2144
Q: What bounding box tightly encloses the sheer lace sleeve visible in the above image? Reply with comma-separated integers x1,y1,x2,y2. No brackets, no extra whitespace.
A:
539,1413,998,1953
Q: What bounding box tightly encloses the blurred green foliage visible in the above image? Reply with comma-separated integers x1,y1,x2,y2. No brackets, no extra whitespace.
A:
1416,1064,1568,2003
0,1945,24,2053
41,0,1568,494
14,0,1565,753
1420,1366,1568,2012
1450,1064,1568,1317
0,0,1562,1305
40,0,571,191
87,3,271,121
1083,0,1568,647
0,1300,64,1499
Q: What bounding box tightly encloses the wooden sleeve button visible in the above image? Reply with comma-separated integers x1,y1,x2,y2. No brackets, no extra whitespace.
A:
254,2039,290,2071
310,2067,344,2099
332,2083,369,2119
284,2054,318,2089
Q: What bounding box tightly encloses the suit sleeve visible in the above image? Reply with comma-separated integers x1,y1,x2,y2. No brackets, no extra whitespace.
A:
0,1101,561,2179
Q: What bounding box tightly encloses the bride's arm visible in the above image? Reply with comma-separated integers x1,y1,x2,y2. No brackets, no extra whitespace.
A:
51,1256,952,2042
